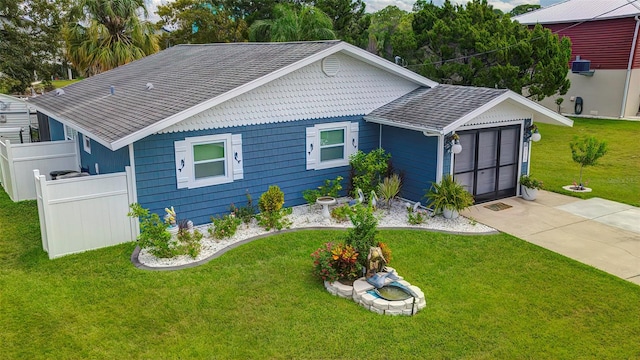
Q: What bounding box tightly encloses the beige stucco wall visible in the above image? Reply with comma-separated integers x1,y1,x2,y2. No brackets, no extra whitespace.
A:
539,69,629,118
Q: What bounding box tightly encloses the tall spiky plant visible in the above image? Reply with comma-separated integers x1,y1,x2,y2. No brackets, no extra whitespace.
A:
249,4,336,42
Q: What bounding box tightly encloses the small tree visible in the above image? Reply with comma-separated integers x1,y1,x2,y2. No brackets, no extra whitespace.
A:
569,136,608,189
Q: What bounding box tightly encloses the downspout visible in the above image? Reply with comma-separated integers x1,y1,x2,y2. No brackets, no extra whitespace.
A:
620,15,640,118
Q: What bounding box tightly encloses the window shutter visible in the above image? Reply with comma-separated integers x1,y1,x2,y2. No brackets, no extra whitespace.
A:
174,140,189,189
349,122,359,156
232,134,243,180
306,127,317,170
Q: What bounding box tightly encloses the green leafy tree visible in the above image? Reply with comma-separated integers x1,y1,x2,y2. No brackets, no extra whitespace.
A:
412,0,571,101
156,0,247,47
367,6,416,62
311,0,366,44
64,0,159,76
0,0,71,93
249,4,335,42
510,4,541,16
569,136,608,188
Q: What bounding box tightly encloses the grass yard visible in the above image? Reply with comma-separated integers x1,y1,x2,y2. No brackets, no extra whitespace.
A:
1,191,639,359
532,118,640,207
50,79,82,88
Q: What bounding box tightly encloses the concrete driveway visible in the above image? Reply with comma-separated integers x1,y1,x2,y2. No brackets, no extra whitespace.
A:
461,191,640,285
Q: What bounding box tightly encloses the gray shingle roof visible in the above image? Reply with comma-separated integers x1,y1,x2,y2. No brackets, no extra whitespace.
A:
365,84,509,133
29,41,343,148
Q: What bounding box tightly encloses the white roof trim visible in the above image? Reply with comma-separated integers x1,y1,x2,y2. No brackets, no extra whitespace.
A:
442,91,573,133
364,116,443,135
110,42,439,151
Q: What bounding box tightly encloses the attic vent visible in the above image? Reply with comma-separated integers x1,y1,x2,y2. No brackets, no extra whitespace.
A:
322,56,340,77
55,88,65,96
146,82,154,90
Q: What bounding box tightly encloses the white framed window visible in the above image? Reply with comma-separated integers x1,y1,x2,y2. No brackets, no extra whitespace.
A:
64,125,77,140
174,133,243,189
82,134,91,154
306,121,358,170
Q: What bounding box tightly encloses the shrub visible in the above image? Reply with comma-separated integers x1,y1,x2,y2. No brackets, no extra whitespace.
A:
128,203,203,259
344,204,379,266
127,203,174,258
177,228,203,258
425,175,474,213
378,173,402,208
349,148,391,199
407,205,427,225
311,242,362,282
520,175,544,190
259,185,285,213
302,176,343,204
330,204,353,222
209,213,242,239
230,191,256,224
257,185,292,231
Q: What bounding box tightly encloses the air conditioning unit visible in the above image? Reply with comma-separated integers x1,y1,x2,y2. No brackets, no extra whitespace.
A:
571,56,595,76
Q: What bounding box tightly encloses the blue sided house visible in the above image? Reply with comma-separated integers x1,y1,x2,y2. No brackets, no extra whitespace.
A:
29,41,572,225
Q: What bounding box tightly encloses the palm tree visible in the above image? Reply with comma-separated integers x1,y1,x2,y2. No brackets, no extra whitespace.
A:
64,0,159,76
249,4,336,42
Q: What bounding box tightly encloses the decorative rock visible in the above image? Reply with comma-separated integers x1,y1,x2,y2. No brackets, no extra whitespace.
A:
373,298,390,310
322,271,425,316
387,300,406,311
360,293,377,306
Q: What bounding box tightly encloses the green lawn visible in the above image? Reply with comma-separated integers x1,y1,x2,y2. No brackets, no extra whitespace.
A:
1,191,638,359
50,79,82,88
532,118,640,206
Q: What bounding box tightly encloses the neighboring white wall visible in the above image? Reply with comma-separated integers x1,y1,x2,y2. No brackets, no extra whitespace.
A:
0,140,78,201
541,69,627,118
0,94,32,143
623,69,640,117
33,167,136,259
162,53,420,133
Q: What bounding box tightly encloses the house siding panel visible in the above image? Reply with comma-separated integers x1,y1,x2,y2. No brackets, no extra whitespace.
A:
380,126,438,202
545,18,637,69
78,136,130,175
134,116,378,225
49,118,65,141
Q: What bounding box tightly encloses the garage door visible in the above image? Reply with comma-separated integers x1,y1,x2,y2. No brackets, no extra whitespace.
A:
453,125,520,203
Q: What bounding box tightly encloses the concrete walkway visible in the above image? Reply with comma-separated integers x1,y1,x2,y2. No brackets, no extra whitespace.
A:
461,191,640,285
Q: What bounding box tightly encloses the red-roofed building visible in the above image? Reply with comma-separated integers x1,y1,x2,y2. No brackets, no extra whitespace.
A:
515,0,640,118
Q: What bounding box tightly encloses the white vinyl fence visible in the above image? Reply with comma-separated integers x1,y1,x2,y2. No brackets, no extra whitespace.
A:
34,166,137,259
1,139,78,201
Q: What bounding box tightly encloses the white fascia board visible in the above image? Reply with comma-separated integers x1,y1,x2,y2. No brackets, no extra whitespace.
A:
336,42,439,88
364,115,443,135
33,106,116,151
111,42,440,150
442,91,573,134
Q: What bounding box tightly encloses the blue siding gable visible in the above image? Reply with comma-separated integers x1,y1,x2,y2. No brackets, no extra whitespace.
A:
78,136,130,175
48,117,65,141
134,116,379,225
381,126,438,202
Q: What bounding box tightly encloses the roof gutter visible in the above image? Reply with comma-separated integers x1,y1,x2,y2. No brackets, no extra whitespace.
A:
363,115,443,135
620,15,640,118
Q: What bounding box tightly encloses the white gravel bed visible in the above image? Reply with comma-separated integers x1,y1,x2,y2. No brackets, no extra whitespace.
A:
137,199,496,268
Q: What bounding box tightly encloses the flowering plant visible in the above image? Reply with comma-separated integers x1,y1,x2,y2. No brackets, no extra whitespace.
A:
209,213,242,240
311,242,362,282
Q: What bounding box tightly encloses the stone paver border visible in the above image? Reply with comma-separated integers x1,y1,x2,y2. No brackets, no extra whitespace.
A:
324,268,426,316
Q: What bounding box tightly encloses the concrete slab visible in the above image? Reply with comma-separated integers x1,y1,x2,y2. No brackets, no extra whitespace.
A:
556,197,634,219
464,191,640,285
595,208,640,234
